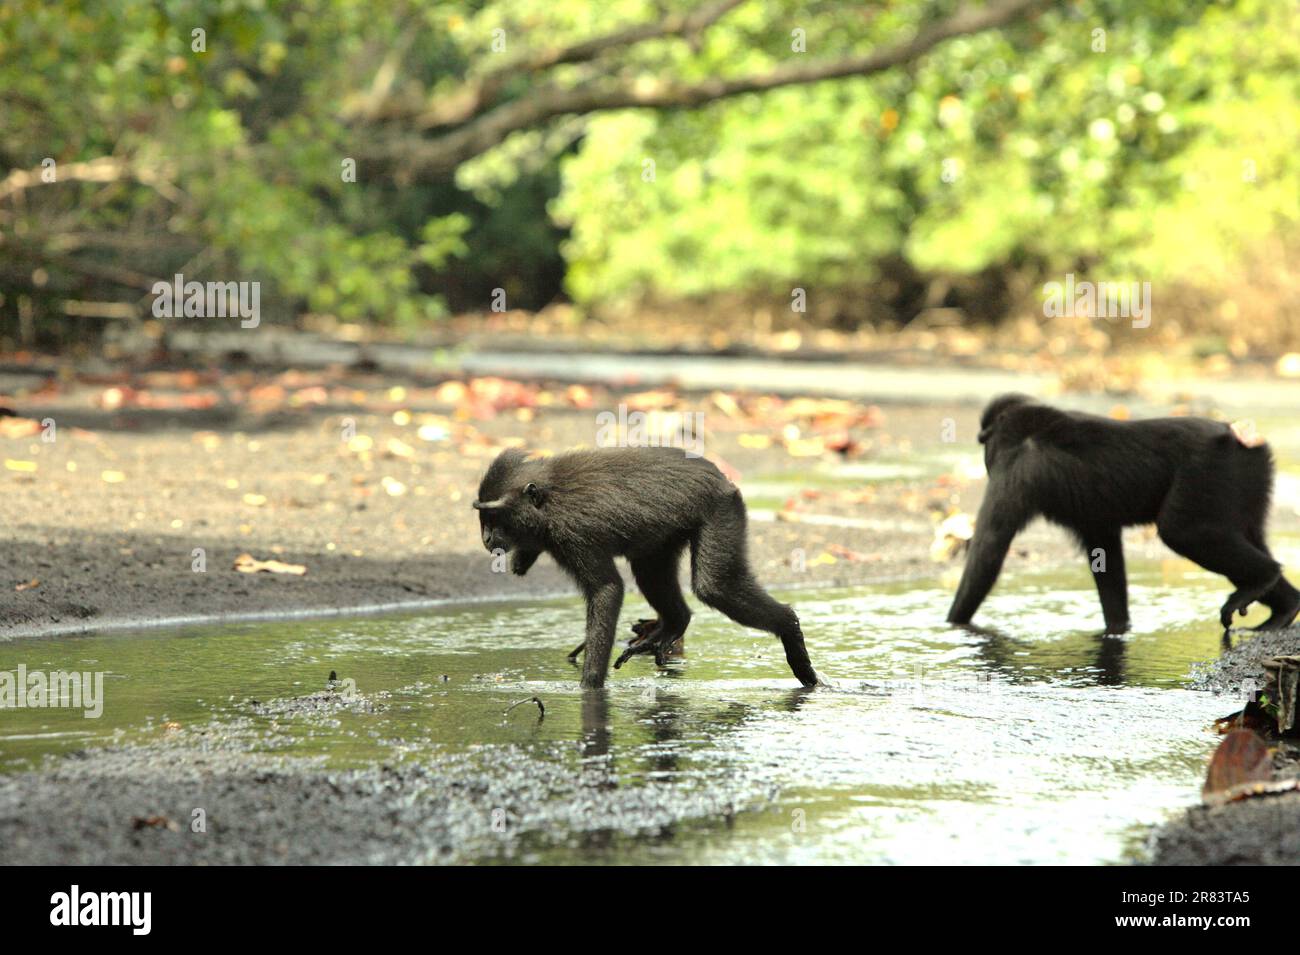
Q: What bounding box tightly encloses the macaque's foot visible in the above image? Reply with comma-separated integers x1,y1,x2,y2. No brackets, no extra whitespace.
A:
566,641,587,663
651,635,685,667
613,639,655,669
613,627,684,669
630,618,659,639
1222,576,1283,629
1251,606,1300,630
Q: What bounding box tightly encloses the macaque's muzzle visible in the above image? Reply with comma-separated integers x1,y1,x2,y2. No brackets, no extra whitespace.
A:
473,498,507,552
480,528,511,553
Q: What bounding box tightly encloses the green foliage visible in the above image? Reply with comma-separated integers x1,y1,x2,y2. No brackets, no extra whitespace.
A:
555,0,1300,308
3,0,1297,330
0,0,470,325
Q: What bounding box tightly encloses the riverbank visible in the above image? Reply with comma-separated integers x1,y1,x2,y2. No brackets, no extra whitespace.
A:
1150,630,1300,865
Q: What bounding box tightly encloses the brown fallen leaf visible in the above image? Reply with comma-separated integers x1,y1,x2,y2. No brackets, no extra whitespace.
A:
784,437,826,458
15,579,39,591
1203,729,1273,803
623,389,677,412
233,553,307,576
1212,707,1275,736
710,391,743,419
131,815,181,832
0,417,41,439
828,543,881,563
564,384,595,408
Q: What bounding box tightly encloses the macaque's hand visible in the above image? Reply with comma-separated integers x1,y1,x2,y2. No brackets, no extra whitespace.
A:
511,549,540,576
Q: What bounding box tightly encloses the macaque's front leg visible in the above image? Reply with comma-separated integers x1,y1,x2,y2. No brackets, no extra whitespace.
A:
947,492,1024,625
1084,530,1129,634
580,562,624,689
511,548,541,576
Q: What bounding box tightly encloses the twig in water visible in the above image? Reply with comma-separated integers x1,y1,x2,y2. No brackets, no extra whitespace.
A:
505,696,545,721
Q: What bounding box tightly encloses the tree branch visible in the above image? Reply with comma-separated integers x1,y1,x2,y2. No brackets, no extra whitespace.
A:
365,0,1057,180
0,155,185,204
410,0,749,131
0,157,125,202
4,241,161,291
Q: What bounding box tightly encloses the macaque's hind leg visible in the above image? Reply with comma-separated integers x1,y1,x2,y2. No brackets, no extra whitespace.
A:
1214,550,1279,630
1158,518,1281,629
1244,528,1300,630
690,497,819,686
615,548,691,669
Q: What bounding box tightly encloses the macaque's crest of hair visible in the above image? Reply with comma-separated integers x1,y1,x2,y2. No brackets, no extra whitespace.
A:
475,448,537,505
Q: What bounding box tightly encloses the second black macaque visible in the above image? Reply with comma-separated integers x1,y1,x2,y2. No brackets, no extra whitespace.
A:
473,446,821,689
948,393,1300,634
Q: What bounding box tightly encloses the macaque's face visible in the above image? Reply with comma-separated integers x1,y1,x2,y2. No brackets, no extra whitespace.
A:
474,450,544,554
477,506,517,554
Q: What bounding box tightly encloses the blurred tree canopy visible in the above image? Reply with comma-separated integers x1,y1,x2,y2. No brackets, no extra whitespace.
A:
557,0,1300,330
0,0,1296,343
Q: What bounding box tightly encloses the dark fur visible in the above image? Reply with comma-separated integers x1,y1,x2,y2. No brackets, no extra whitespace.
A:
474,447,820,689
949,393,1300,633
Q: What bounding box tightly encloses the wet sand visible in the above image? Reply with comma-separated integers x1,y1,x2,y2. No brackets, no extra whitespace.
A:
0,372,974,638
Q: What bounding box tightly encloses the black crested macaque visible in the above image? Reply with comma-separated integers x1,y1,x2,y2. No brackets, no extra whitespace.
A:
948,394,1300,634
473,447,821,689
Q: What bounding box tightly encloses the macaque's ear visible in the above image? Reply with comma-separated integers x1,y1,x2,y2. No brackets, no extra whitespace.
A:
473,498,505,511
524,482,546,507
